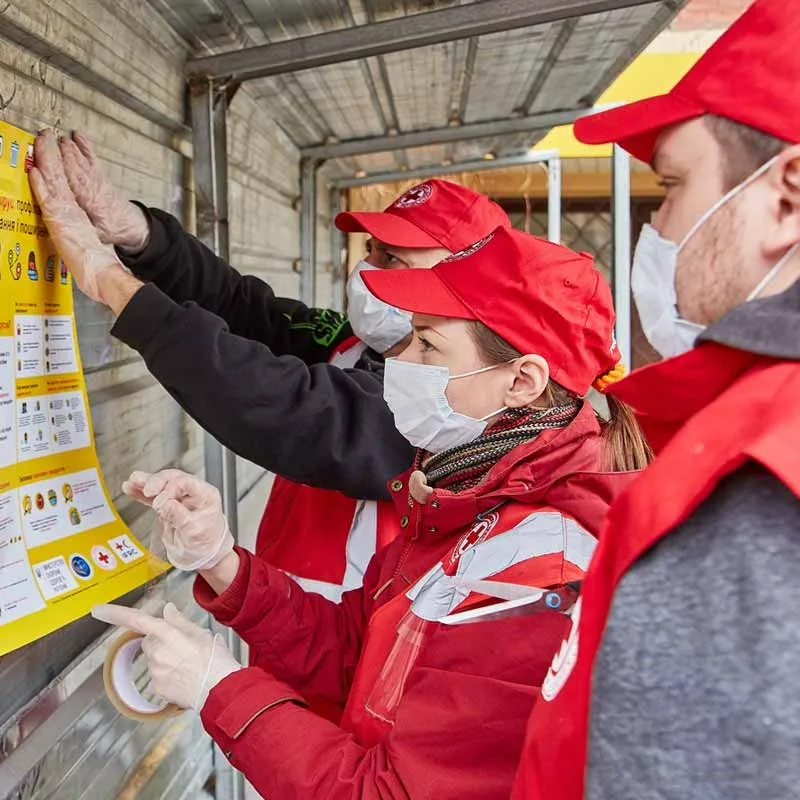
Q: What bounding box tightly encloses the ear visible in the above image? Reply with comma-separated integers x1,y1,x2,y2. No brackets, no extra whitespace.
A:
503,355,549,409
768,145,800,253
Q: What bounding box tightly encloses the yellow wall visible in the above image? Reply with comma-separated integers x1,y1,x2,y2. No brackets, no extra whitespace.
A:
537,51,702,158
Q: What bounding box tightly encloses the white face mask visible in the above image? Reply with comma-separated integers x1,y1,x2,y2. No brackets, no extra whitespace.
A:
383,359,506,454
632,155,798,359
346,261,413,353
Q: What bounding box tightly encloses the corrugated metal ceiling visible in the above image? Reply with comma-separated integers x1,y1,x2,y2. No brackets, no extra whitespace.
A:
148,0,684,178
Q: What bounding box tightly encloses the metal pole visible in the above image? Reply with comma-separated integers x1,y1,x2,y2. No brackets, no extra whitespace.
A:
333,149,559,189
547,156,562,243
304,109,581,160
329,187,345,312
611,144,632,369
300,158,319,306
189,78,244,800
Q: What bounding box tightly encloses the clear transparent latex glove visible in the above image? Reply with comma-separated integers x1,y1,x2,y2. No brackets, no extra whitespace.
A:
58,131,149,250
30,130,126,303
122,469,234,571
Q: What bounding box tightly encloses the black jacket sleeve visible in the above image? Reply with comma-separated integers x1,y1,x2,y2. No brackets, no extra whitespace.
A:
116,205,352,365
111,284,415,500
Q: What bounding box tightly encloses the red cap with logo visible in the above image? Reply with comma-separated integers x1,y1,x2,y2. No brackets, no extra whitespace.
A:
573,0,799,162
362,227,620,396
335,179,510,252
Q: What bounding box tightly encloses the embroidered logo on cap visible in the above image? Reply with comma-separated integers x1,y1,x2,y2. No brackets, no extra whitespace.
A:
393,183,433,209
444,232,495,262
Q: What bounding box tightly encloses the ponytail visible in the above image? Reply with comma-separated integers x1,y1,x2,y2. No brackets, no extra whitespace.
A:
601,393,653,472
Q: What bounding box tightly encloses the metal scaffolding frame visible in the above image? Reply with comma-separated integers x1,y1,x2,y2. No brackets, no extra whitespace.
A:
332,149,560,189
300,159,320,305
612,145,633,369
328,150,565,309
188,78,245,800
186,0,661,83
301,108,588,160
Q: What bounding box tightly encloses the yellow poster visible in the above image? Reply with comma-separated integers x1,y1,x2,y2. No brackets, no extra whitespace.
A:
0,122,167,656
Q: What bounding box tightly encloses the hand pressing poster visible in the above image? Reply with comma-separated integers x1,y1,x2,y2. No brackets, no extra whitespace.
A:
0,122,167,655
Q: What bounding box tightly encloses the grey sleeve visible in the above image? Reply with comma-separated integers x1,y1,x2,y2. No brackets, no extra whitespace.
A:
586,462,800,800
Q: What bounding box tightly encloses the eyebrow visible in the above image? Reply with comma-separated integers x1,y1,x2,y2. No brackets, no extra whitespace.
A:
414,324,448,340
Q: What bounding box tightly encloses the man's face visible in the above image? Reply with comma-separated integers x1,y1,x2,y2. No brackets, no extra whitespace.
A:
364,238,451,270
358,238,451,356
650,117,800,325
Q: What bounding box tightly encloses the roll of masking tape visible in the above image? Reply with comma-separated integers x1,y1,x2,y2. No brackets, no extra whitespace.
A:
103,630,184,722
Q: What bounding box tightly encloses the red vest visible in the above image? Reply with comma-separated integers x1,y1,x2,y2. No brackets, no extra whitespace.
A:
512,343,800,800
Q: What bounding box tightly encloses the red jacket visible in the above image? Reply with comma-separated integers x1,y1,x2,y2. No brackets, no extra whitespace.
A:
195,403,636,799
512,343,800,800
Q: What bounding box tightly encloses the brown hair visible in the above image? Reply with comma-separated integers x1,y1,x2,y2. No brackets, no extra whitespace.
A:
704,115,789,191
469,321,652,472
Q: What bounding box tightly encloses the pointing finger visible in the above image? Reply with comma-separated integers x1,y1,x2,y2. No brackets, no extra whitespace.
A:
91,603,164,636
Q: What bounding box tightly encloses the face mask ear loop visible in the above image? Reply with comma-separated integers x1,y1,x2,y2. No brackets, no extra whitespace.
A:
449,357,520,382
478,406,507,423
747,241,800,301
678,155,779,254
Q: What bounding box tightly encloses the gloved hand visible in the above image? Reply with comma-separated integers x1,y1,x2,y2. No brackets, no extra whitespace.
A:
58,131,150,251
122,469,234,571
30,130,125,303
92,602,242,711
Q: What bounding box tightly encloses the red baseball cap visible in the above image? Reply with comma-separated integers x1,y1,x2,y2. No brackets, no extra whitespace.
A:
363,227,620,396
574,0,799,163
335,179,510,252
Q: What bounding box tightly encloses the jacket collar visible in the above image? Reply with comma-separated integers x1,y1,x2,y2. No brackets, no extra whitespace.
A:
608,341,773,452
387,402,638,538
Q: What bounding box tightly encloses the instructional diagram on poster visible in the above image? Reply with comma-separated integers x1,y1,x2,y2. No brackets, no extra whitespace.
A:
0,122,166,655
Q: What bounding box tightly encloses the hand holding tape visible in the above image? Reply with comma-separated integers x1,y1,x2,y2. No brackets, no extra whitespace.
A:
94,602,242,717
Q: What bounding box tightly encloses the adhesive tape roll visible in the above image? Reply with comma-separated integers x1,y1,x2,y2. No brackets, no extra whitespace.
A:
103,630,184,722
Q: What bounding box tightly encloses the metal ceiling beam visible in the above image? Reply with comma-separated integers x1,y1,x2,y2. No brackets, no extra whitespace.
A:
302,107,587,160
186,0,661,83
453,38,479,124
516,19,580,116
333,149,559,189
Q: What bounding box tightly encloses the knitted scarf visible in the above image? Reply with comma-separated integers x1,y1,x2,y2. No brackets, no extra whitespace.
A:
422,401,581,493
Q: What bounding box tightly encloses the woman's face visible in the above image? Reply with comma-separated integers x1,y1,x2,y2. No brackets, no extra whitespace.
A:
398,313,524,420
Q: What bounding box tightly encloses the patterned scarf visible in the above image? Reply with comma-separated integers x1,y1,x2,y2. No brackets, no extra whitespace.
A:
421,401,581,493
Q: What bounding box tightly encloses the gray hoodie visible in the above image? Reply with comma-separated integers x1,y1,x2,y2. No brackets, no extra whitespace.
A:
586,280,800,800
